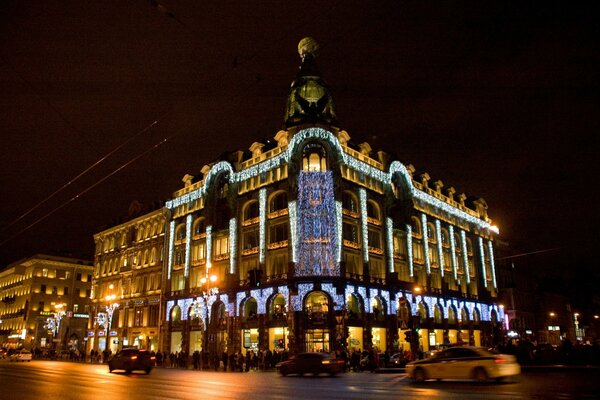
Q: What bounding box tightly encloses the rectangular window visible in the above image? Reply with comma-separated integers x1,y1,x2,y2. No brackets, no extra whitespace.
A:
243,228,259,250
40,284,47,294
73,304,79,313
38,301,45,311
64,287,69,295
87,274,92,282
86,289,91,298
149,305,159,326
269,223,288,244
134,308,143,327
75,288,81,298
213,236,229,257
76,273,82,281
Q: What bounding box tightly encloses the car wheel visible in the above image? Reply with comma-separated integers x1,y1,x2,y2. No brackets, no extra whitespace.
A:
473,367,488,382
413,368,426,383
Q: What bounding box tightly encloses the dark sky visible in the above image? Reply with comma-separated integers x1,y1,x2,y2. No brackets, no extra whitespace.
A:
0,1,598,275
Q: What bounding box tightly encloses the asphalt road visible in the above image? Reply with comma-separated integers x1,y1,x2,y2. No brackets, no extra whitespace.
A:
1,360,598,400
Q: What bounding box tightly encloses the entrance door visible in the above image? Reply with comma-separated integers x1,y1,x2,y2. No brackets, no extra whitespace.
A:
305,329,330,352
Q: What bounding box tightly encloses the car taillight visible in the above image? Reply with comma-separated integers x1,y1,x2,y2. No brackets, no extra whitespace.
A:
130,356,138,360
494,357,507,363
151,356,156,360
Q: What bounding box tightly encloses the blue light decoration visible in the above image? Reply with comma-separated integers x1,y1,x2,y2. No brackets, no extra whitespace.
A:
184,214,192,277
288,200,298,263
478,237,487,287
321,283,344,310
292,283,314,311
460,230,470,284
487,240,497,288
229,218,237,274
406,224,414,277
421,213,430,274
359,188,369,263
167,221,175,280
251,287,273,314
435,219,444,277
449,225,457,280
296,171,339,276
259,188,267,264
386,217,394,273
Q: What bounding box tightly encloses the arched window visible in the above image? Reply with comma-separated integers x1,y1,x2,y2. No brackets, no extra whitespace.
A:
434,305,443,324
490,309,498,323
448,306,457,324
243,201,259,223
411,217,422,237
418,302,428,324
366,200,381,222
175,223,186,241
244,298,258,319
346,294,363,319
372,297,386,322
461,307,469,323
269,294,287,320
302,143,328,172
150,248,157,265
269,192,288,214
305,291,329,322
342,191,358,214
193,218,206,236
472,308,481,324
171,305,182,322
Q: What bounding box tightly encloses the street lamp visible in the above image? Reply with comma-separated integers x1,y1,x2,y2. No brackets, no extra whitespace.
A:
190,274,218,353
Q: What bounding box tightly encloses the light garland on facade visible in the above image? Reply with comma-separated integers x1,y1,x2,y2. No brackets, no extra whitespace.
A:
292,283,314,311
167,221,175,280
320,283,344,311
229,218,237,274
478,237,487,287
259,188,266,264
184,214,192,277
488,240,497,288
449,225,457,280
460,230,470,284
386,217,394,273
359,188,369,263
206,225,212,270
435,219,444,277
421,213,430,274
251,287,273,314
288,200,298,263
406,224,414,277
297,171,338,276
336,200,343,263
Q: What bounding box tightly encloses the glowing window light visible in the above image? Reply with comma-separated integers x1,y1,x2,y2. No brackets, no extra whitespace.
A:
478,237,487,287
449,225,457,280
421,213,430,274
288,201,298,263
336,201,342,263
167,221,175,280
435,219,444,277
488,240,497,288
406,224,414,277
296,171,338,276
229,218,237,274
386,218,394,273
259,188,267,264
206,225,213,269
460,230,470,284
359,188,369,263
184,215,192,277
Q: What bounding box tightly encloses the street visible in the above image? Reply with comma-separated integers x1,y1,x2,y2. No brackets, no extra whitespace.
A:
1,360,598,400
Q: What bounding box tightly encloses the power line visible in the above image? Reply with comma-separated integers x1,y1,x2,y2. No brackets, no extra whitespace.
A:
495,247,562,261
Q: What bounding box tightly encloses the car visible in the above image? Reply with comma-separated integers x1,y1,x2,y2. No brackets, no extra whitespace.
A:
388,352,409,368
9,349,32,362
108,348,155,374
276,352,345,376
406,346,521,383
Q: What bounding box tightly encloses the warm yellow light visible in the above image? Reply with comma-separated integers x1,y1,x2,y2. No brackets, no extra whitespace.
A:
414,286,422,293
109,284,114,290
498,304,504,309
574,313,579,317
210,275,217,282
549,312,555,317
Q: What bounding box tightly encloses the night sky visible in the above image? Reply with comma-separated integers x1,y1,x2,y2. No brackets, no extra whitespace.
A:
1,2,598,283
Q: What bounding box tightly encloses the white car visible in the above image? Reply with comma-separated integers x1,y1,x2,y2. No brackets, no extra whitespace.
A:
406,346,520,383
10,349,32,362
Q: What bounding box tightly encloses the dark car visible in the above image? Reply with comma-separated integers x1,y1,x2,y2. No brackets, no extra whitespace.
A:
108,348,155,374
276,352,345,376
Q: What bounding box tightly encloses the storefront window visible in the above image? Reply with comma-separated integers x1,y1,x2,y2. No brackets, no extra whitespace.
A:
305,329,329,352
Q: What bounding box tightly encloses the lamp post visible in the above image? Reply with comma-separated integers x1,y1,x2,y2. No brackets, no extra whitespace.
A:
102,284,119,355
190,274,218,354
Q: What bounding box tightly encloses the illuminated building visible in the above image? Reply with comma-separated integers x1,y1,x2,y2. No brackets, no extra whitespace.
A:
0,254,92,352
160,38,503,356
89,205,165,353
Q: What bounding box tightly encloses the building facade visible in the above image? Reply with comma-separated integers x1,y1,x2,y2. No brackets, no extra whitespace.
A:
89,207,165,354
0,254,93,353
160,39,504,358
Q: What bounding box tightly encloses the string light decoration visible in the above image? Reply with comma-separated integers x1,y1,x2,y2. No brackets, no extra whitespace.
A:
229,218,237,274
184,214,192,277
288,200,298,263
259,188,266,264
406,224,414,277
296,171,338,276
449,225,457,280
386,217,394,273
488,240,497,288
435,219,444,277
206,225,212,268
292,283,314,311
335,200,342,263
167,220,175,280
421,213,430,274
460,230,470,284
359,189,369,263
321,283,344,310
478,237,487,287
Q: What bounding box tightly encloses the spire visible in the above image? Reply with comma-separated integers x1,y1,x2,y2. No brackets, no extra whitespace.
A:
284,38,338,129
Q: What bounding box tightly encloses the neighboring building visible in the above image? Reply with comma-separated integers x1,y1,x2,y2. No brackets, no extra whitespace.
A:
89,206,165,354
0,254,93,353
159,38,504,357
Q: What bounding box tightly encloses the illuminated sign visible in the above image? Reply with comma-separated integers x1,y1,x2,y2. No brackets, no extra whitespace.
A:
87,331,95,337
